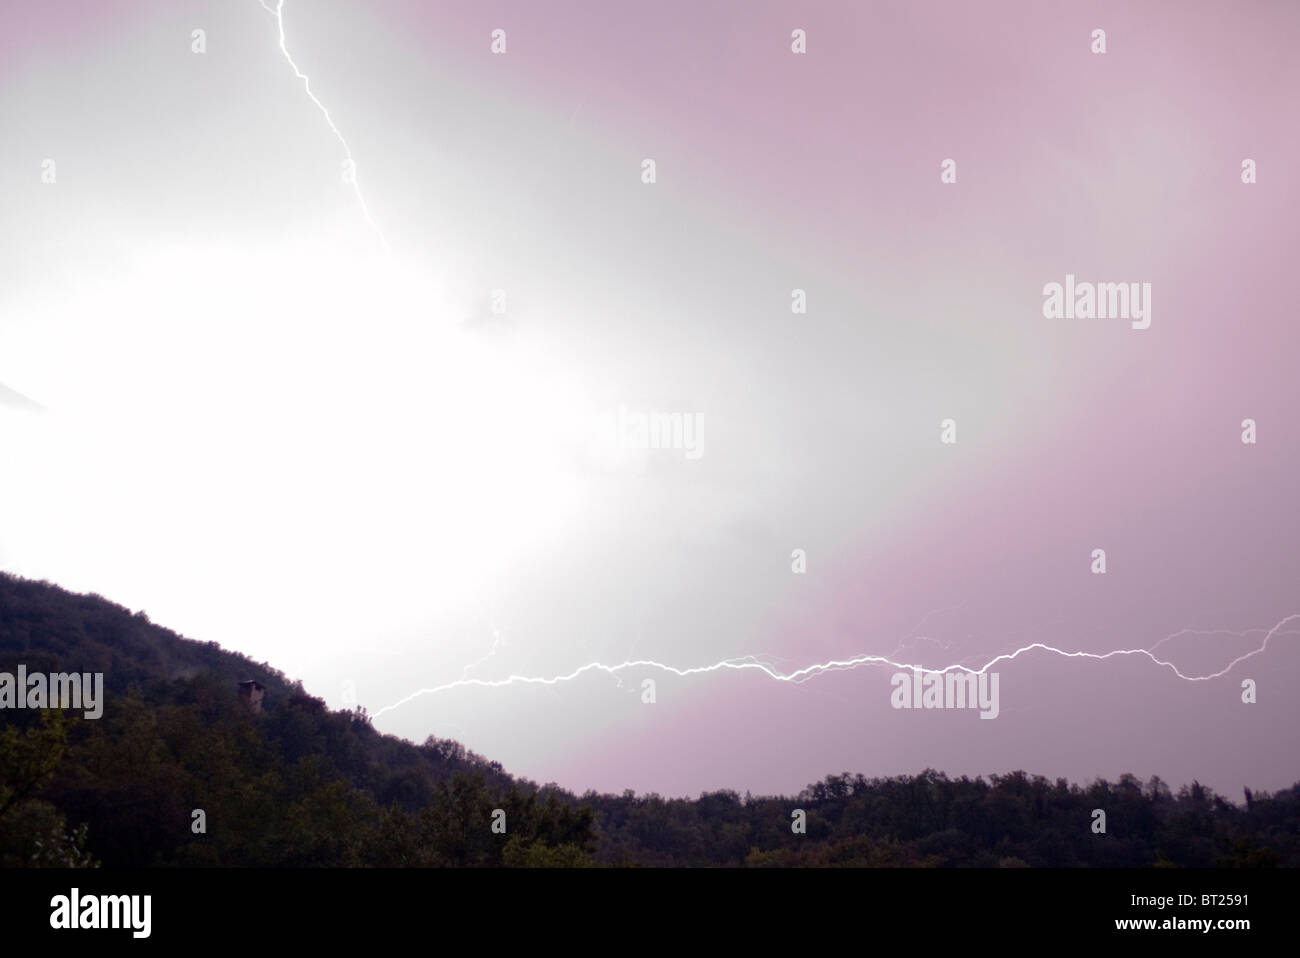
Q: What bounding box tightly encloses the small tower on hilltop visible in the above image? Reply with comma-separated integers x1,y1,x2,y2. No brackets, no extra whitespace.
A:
238,679,265,714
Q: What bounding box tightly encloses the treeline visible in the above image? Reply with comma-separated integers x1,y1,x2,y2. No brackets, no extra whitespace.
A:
1,573,1296,867
583,770,1297,867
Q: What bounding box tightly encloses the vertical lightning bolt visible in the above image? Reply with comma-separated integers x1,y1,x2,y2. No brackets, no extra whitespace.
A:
460,627,506,682
258,0,390,251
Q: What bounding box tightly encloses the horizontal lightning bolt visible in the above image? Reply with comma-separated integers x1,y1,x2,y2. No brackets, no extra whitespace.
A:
371,612,1300,720
258,0,390,250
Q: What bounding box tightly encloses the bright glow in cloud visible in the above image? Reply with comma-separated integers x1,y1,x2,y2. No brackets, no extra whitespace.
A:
0,237,589,659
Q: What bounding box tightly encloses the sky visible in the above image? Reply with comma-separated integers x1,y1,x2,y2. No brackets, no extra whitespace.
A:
1,0,1297,799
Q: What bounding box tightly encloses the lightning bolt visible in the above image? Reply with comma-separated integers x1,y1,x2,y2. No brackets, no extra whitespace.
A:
372,613,1300,720
249,2,1297,729
258,0,390,250
459,628,506,682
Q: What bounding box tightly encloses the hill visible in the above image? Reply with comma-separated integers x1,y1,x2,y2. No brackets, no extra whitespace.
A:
1,572,1296,867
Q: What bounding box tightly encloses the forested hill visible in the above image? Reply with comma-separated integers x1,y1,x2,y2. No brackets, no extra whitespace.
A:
0,571,297,708
1,572,1297,867
0,571,560,866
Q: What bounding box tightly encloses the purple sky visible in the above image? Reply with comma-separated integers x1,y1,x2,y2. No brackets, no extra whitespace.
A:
1,0,1297,799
